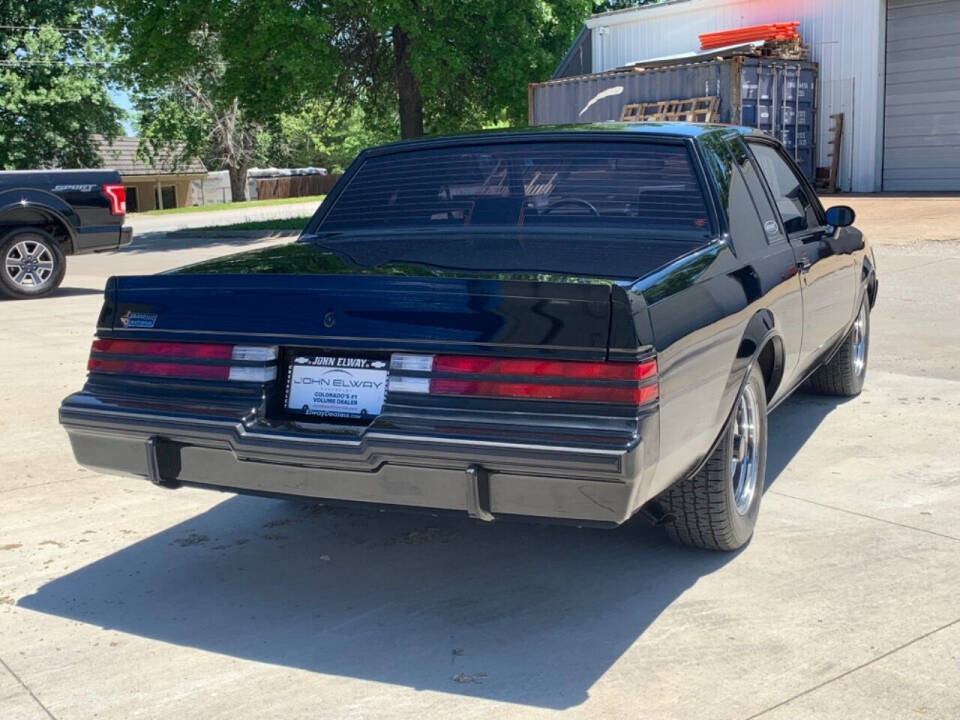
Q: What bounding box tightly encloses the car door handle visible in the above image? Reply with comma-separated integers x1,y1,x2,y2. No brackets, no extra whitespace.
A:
796,256,812,274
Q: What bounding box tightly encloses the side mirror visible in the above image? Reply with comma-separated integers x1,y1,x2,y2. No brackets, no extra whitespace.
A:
825,205,856,228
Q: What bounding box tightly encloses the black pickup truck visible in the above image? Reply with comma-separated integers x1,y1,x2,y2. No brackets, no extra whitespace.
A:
0,170,132,298
60,124,878,551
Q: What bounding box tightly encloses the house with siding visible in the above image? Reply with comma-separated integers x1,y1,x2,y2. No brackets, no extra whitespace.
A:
92,136,207,212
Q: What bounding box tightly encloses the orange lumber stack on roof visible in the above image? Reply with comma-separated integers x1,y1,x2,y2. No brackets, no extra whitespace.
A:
699,22,800,51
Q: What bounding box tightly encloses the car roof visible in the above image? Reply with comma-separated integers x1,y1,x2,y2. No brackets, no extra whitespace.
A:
365,122,766,156
525,121,759,137
361,121,769,156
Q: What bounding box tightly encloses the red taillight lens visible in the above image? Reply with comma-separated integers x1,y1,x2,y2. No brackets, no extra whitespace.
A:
88,358,230,380
102,183,126,216
87,339,277,382
390,354,659,406
429,378,659,404
91,339,233,360
432,355,657,381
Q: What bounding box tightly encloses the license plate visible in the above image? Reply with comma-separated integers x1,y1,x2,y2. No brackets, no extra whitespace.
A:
285,355,388,419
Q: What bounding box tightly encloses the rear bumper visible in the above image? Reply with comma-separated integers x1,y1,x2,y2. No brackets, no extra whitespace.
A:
59,393,654,525
73,225,132,253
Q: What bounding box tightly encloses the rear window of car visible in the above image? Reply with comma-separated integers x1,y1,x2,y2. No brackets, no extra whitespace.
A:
317,140,712,235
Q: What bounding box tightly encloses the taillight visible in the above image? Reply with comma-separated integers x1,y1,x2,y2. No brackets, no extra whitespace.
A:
101,184,126,216
87,339,277,382
389,354,658,405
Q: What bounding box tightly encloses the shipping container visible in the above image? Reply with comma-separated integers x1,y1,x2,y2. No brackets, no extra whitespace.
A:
529,56,819,181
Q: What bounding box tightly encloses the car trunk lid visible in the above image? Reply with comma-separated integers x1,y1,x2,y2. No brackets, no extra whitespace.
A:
107,270,615,359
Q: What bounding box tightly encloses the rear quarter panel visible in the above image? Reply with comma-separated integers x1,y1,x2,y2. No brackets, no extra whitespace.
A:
632,241,753,498
633,130,804,500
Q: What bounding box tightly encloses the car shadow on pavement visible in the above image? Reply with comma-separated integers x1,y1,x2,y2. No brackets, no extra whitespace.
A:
18,396,837,710
117,232,291,254
765,392,852,489
19,496,732,709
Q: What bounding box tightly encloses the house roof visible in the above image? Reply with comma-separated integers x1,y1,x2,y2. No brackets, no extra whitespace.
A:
92,135,207,177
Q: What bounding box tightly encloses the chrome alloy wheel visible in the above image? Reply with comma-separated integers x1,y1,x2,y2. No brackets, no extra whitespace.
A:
4,238,55,289
852,302,868,377
731,383,761,515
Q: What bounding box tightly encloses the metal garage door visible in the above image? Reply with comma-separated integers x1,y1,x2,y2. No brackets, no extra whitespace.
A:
883,0,960,190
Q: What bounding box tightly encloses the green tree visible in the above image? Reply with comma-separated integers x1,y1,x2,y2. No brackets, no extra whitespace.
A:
133,28,260,201
255,103,399,174
592,0,666,11
363,1,592,137
106,0,591,142
0,1,123,169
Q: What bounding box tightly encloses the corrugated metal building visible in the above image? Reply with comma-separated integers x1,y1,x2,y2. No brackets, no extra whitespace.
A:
567,0,960,192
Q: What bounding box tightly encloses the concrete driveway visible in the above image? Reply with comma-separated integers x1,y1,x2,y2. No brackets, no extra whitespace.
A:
0,231,958,719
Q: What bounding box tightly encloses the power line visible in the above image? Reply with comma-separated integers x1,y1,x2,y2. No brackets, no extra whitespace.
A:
0,60,115,66
0,25,92,33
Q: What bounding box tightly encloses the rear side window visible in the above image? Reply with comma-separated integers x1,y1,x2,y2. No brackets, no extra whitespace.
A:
749,142,821,234
699,132,772,251
727,137,784,243
318,141,711,235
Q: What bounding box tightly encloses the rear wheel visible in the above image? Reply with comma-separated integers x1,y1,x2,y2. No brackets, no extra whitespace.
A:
659,365,767,551
0,228,66,299
804,297,869,397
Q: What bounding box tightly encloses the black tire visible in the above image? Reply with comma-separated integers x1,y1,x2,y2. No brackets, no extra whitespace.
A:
805,297,869,397
0,228,66,299
659,365,768,551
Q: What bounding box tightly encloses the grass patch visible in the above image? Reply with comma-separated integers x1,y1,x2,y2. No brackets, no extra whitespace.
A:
141,195,325,216
201,217,310,231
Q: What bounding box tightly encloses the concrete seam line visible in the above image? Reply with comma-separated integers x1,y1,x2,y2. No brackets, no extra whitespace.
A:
0,479,72,495
768,490,960,543
743,617,960,720
0,655,58,720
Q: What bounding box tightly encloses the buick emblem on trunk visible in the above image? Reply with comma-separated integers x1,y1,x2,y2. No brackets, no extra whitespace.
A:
323,311,337,328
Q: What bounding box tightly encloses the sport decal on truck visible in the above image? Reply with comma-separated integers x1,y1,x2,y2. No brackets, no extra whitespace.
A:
52,184,97,193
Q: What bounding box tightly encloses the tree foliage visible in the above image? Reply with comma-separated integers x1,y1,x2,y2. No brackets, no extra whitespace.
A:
134,29,260,200
106,0,592,145
255,103,398,174
0,1,123,169
593,0,666,11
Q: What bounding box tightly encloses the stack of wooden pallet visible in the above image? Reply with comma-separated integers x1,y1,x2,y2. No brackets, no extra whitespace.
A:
621,96,720,123
699,22,800,51
757,37,809,60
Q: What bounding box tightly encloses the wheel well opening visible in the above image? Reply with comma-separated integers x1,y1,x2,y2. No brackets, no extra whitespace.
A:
0,209,74,254
47,219,73,254
756,338,784,403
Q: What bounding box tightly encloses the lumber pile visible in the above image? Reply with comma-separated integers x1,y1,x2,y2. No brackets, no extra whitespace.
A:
621,96,720,123
699,22,800,51
756,37,809,60
815,113,844,193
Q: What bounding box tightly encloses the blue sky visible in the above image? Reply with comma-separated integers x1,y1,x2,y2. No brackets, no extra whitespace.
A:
110,89,136,135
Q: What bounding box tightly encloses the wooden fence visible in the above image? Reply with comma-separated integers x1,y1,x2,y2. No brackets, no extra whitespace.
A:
255,174,342,200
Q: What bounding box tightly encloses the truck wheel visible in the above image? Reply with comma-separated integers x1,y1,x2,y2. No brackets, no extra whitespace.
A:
804,298,869,397
0,228,66,299
659,365,767,551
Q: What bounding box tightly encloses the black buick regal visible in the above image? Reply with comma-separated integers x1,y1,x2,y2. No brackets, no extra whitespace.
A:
60,123,877,551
